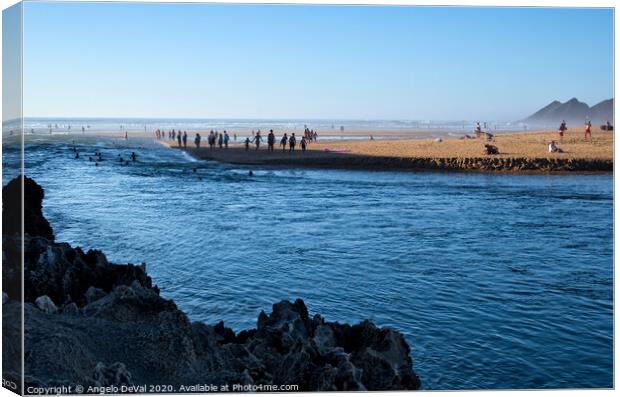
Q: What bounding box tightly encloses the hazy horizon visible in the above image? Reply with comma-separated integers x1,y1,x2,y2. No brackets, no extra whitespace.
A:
12,3,615,121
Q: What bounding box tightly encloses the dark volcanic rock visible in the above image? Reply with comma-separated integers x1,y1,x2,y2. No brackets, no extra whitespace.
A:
2,176,421,391
3,235,157,306
3,175,54,240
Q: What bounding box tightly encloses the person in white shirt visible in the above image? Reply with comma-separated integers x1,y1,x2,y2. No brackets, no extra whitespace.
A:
548,141,563,153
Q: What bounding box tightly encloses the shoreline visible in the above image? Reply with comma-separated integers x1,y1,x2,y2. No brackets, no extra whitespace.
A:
160,129,613,174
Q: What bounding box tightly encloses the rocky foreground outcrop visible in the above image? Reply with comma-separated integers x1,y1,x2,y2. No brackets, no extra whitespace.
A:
2,176,421,392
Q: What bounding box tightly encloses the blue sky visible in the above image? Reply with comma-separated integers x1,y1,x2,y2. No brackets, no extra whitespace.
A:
21,2,613,121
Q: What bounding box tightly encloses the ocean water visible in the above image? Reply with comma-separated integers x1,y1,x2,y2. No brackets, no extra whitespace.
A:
3,136,613,390
4,117,530,136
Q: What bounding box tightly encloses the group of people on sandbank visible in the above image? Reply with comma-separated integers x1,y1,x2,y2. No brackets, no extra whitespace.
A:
243,129,314,153
155,129,189,147
558,119,613,142
160,127,320,153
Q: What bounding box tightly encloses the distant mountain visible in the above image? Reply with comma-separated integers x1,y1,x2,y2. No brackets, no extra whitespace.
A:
590,99,614,123
522,98,614,126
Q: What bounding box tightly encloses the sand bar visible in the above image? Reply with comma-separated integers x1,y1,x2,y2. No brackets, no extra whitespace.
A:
161,129,613,173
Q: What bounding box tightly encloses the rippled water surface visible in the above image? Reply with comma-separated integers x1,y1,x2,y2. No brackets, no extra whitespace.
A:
5,136,613,390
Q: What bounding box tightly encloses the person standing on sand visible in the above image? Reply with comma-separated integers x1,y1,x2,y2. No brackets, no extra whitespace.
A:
125,131,128,140
245,137,250,151
267,130,275,152
313,130,318,142
281,133,288,151
218,133,224,149
558,120,567,142
183,131,188,148
194,133,201,148
177,132,182,147
585,120,592,139
234,133,237,142
301,136,307,152
224,131,230,148
208,131,214,150
289,133,297,152
253,131,262,150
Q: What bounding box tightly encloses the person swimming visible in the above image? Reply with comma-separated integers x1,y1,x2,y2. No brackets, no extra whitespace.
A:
131,152,137,162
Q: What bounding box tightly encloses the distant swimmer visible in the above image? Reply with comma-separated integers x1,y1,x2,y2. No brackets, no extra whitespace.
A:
131,152,137,162
75,152,80,159
248,170,254,176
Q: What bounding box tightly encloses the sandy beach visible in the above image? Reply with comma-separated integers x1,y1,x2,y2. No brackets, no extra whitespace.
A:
159,128,613,173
